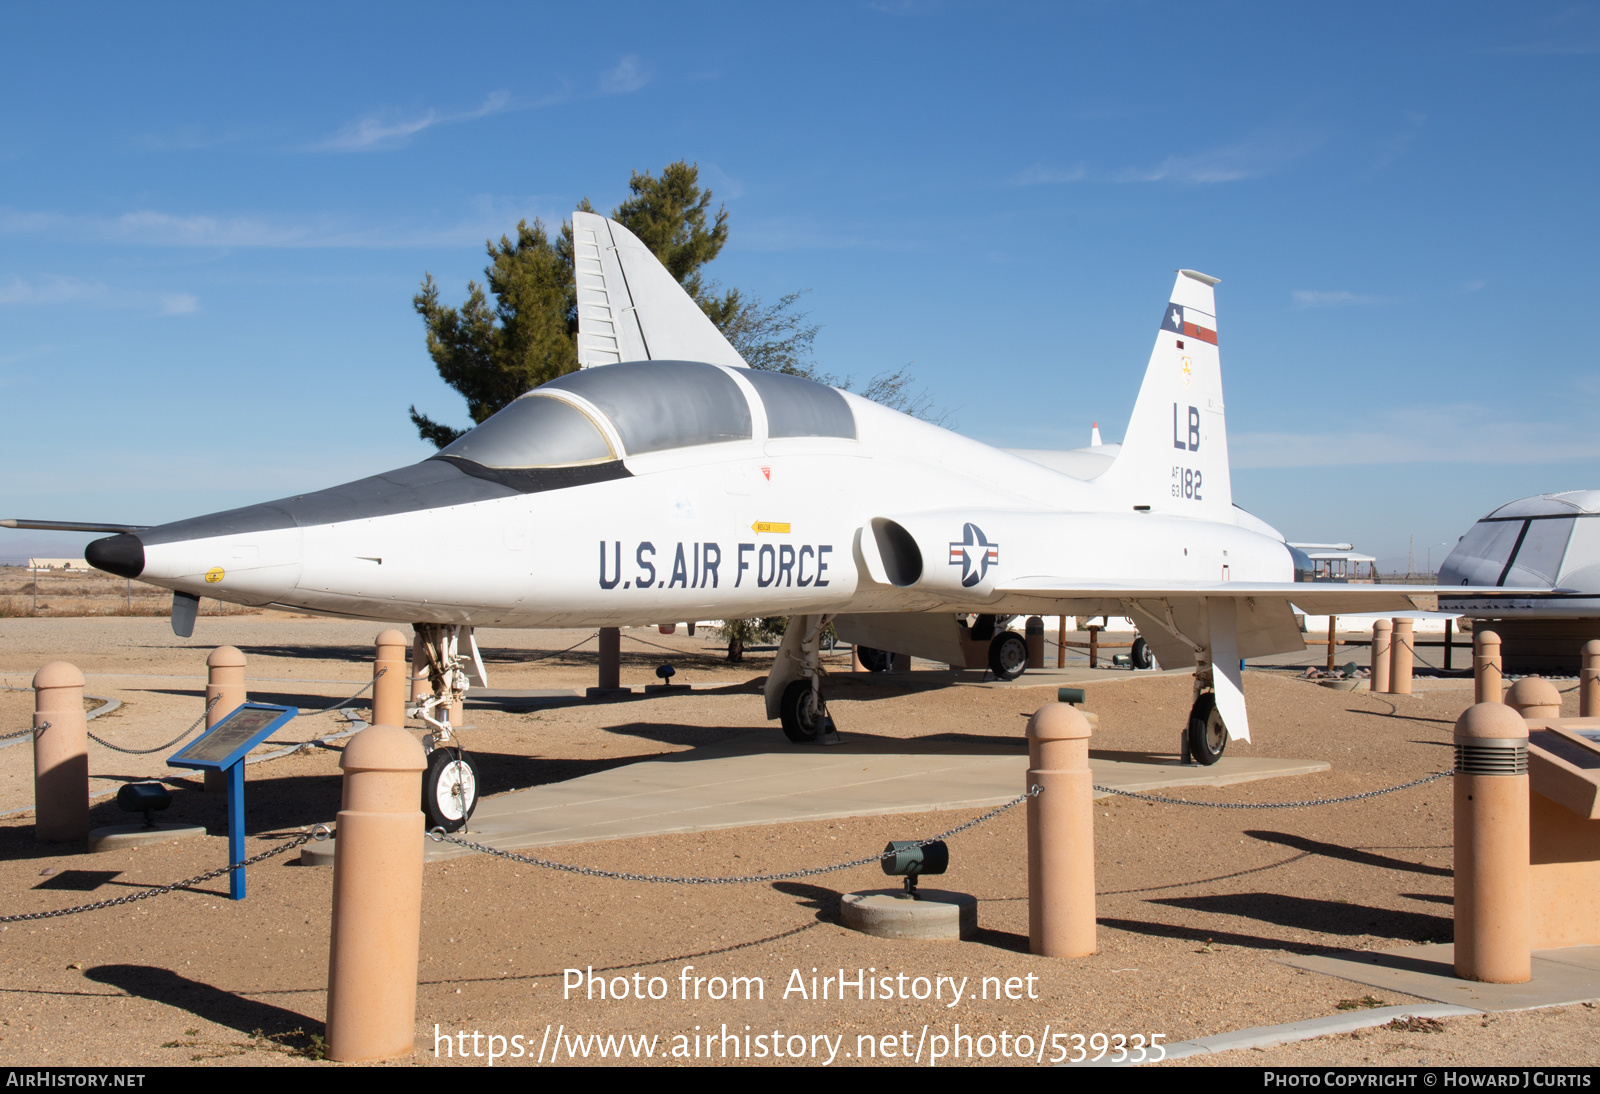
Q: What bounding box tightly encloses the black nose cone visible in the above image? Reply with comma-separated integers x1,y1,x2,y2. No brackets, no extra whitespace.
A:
86,534,144,578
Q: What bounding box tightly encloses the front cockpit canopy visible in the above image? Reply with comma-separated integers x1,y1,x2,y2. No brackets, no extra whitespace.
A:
436,394,614,468
434,359,855,470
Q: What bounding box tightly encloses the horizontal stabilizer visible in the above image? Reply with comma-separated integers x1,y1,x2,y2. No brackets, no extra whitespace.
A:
2,518,150,533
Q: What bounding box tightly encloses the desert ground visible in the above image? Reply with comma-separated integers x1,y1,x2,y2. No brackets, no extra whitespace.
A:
0,609,1594,1068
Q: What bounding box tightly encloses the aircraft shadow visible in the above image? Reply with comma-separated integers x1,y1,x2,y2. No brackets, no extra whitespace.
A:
83,965,316,1036
1146,892,1452,942
1244,831,1452,878
143,685,366,712
596,723,1027,757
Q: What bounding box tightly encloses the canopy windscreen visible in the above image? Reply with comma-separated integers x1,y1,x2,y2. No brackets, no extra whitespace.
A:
437,395,612,468
543,360,752,455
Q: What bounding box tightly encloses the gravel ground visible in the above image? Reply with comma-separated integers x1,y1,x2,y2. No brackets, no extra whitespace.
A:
0,617,1594,1068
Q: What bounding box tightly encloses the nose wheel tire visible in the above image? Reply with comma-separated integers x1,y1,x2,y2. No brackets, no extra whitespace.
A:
1131,636,1154,670
1186,692,1227,765
423,748,479,832
780,679,829,743
988,631,1029,681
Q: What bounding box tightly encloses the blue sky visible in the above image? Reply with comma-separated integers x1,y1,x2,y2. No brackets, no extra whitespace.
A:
3,1,1597,571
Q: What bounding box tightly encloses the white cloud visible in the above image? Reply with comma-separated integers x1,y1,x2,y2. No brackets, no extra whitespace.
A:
1290,289,1383,308
310,90,513,152
1232,403,1600,469
0,194,567,250
600,55,650,94
1012,163,1087,186
1114,129,1323,184
0,275,198,316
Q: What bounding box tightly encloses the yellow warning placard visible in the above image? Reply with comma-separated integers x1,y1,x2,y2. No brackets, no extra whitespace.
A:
204,567,225,584
750,521,791,534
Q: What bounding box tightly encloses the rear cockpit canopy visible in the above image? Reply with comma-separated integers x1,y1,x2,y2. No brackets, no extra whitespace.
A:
433,360,855,470
1440,490,1600,588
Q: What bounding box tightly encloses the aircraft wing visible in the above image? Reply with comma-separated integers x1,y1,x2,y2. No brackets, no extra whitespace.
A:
990,578,1540,748
994,577,1554,615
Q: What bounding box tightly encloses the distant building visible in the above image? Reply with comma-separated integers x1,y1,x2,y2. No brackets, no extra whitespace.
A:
1288,543,1378,583
26,558,89,572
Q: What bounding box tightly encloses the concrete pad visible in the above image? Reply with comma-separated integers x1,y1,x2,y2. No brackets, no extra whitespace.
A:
841,888,977,940
1280,943,1600,1011
1076,1004,1482,1065
301,734,1330,865
88,822,207,853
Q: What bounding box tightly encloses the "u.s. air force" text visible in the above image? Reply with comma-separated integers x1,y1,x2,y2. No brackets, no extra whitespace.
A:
599,542,832,590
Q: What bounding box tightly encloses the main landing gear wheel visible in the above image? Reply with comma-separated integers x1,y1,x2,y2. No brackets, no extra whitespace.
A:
988,631,1029,681
423,748,479,832
1131,636,1154,670
780,679,829,743
855,646,892,673
1187,692,1227,766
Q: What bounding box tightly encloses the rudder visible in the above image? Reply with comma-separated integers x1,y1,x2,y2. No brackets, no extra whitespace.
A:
1097,269,1233,517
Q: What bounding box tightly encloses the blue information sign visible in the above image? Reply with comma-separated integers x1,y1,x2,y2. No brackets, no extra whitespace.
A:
169,702,298,900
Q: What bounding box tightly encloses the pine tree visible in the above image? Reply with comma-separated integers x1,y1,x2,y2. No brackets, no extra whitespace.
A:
409,160,945,447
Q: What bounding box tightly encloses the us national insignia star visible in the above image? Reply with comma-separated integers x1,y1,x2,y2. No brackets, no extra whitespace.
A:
948,523,1000,587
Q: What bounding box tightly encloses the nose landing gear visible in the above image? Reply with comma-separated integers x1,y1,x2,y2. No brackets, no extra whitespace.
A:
412,623,483,831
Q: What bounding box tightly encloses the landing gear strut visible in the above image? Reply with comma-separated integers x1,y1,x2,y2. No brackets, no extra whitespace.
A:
412,623,482,830
767,613,838,744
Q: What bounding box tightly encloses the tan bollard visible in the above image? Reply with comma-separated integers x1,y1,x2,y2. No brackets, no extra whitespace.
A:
1505,677,1561,719
1370,620,1392,693
205,646,247,793
1390,618,1414,695
1453,702,1531,984
1057,615,1067,669
1474,630,1503,704
1026,703,1096,958
1025,616,1045,670
32,662,88,843
326,724,427,1061
852,645,865,673
1581,640,1600,717
597,627,621,690
373,630,407,728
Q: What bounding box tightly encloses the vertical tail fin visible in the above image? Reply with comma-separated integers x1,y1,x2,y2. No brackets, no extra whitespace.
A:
1097,269,1233,517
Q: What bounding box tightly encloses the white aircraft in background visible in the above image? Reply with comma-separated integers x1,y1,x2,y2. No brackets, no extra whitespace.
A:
5,211,1510,829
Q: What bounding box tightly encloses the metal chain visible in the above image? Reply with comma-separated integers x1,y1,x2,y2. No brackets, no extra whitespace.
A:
0,831,318,923
1092,769,1453,810
620,630,740,665
87,696,219,755
515,632,601,664
295,669,383,717
84,669,382,758
430,785,1044,885
0,721,46,742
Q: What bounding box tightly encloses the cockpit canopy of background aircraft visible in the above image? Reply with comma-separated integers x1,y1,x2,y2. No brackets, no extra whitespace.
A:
434,360,856,471
1440,489,1600,589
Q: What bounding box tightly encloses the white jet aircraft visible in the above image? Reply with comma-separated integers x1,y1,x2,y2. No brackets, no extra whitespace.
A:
8,211,1506,829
